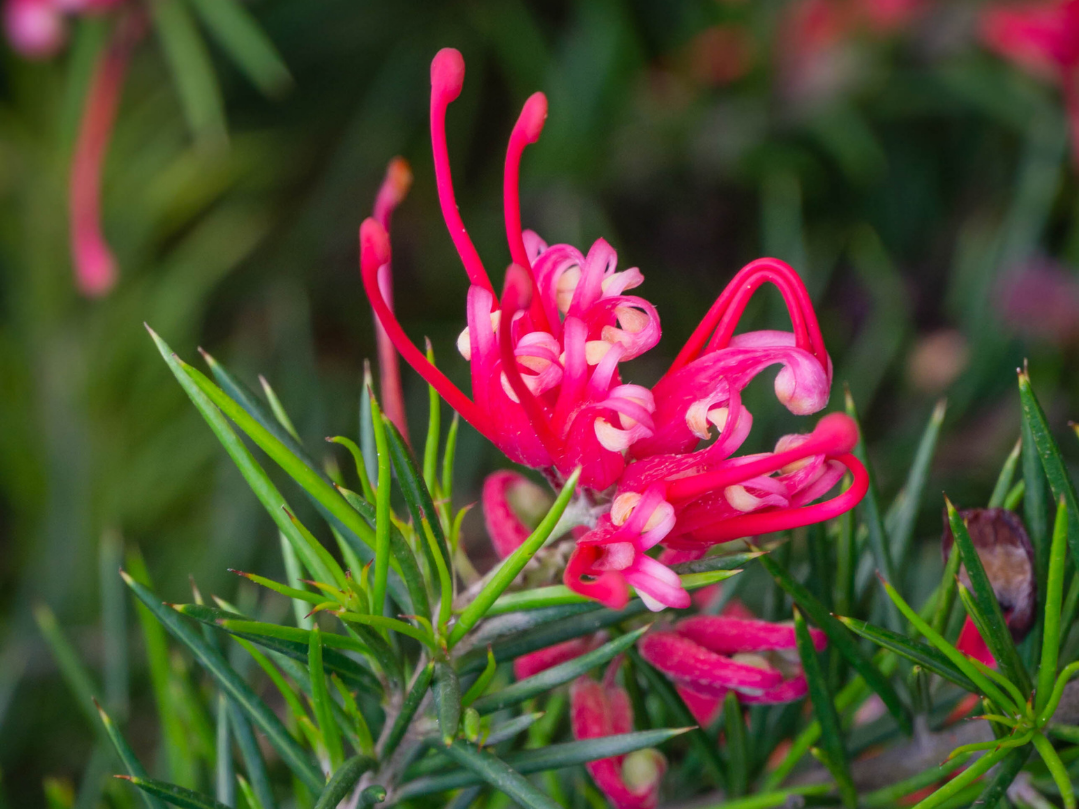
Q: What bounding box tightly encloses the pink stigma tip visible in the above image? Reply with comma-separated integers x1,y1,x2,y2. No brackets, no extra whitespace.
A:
815,412,859,454
431,48,465,101
385,157,413,202
359,218,391,272
519,92,548,143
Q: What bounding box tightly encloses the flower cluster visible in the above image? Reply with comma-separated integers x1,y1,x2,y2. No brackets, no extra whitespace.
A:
360,47,868,614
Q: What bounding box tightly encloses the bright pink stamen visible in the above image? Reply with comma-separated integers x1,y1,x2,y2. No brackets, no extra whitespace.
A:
683,452,868,544
359,217,494,440
504,91,550,330
69,16,137,297
666,258,825,377
666,412,857,503
430,48,493,294
498,275,562,455
370,157,413,442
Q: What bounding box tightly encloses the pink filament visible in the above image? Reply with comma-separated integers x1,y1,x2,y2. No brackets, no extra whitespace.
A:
430,48,493,294
504,91,550,330
686,452,868,543
498,274,562,455
666,258,825,377
666,412,857,503
370,157,413,443
69,16,137,297
359,218,493,439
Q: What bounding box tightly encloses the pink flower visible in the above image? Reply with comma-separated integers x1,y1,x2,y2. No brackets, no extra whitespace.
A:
4,0,65,59
361,48,661,490
564,260,867,612
571,675,666,809
368,157,413,441
68,13,140,297
981,0,1079,163
638,615,827,724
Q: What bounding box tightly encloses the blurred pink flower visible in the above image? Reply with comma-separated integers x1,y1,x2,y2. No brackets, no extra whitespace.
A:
571,673,666,809
367,157,413,440
638,614,827,725
981,0,1079,161
3,0,64,58
69,12,140,297
997,258,1079,344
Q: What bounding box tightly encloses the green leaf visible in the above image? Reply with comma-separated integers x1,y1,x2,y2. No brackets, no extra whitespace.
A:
397,730,690,800
971,744,1030,809
382,663,434,761
1037,496,1069,714
630,649,726,788
434,661,462,746
1020,371,1079,571
214,694,234,808
312,755,376,809
723,692,747,798
442,414,460,503
437,742,560,809
368,395,393,617
383,416,451,566
861,755,971,808
945,497,1031,694
33,604,101,732
837,617,979,692
120,572,324,792
125,549,198,785
1031,732,1075,809
473,625,649,714
449,468,581,646
149,329,349,609
309,625,344,770
846,389,902,631
907,744,1012,809
878,577,1016,711
461,648,497,708
174,605,381,692
228,705,276,809
484,559,746,614
459,602,650,674
176,351,381,573
795,607,856,808
756,548,911,732
95,702,167,809
336,485,431,621
115,777,231,809
989,437,1023,509
685,786,833,809
423,343,442,495
147,0,227,146
185,0,291,97
887,399,946,563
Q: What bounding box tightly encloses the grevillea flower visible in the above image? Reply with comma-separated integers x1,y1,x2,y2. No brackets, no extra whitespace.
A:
981,0,1079,163
360,48,661,490
571,673,666,809
564,261,868,611
638,615,827,726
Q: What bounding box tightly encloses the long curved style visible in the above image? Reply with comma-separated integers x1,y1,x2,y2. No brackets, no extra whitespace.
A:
360,47,869,615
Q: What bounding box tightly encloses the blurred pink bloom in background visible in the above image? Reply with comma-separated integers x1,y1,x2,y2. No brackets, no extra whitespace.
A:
571,673,666,809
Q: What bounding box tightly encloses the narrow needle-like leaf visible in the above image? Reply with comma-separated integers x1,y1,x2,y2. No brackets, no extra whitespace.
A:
1037,496,1068,714
449,469,580,647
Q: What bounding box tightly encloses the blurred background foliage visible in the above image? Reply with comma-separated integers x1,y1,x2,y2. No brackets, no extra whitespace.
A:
2,0,1078,802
